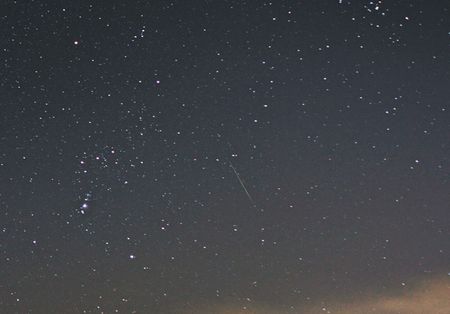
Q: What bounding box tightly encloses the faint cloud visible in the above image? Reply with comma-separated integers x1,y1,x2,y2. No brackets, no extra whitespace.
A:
183,276,450,314
305,276,450,314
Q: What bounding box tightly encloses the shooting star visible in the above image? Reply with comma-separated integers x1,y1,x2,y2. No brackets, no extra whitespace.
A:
229,162,254,203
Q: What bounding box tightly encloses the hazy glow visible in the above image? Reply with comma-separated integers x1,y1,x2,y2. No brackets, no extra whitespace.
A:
182,277,450,314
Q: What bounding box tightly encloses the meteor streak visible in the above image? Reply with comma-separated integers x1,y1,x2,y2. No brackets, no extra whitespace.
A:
229,162,254,203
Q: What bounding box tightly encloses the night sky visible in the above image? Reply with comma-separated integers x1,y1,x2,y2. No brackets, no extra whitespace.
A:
1,1,449,313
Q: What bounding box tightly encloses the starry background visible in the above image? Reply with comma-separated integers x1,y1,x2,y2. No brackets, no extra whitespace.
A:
1,0,449,313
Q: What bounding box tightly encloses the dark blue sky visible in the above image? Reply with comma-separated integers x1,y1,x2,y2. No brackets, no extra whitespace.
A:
1,1,449,313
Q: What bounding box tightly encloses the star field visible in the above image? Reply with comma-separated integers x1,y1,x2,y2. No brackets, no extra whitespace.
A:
0,1,449,313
